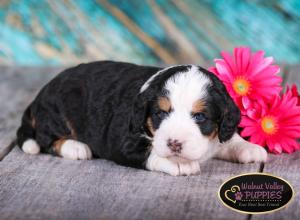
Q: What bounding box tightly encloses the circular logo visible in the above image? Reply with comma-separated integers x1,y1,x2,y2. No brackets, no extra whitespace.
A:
218,173,294,214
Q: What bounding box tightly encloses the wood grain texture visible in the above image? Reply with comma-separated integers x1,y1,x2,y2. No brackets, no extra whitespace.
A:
0,0,299,66
0,147,261,220
252,152,300,220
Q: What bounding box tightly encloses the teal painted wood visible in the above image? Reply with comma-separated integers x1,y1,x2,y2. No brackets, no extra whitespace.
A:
0,0,299,66
207,0,300,64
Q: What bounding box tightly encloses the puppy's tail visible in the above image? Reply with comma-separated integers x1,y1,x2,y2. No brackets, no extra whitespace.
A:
16,106,40,155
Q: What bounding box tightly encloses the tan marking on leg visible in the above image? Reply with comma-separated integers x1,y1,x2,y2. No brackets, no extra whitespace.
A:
146,117,155,136
31,117,36,129
158,97,171,112
53,138,67,155
65,119,77,139
192,100,205,114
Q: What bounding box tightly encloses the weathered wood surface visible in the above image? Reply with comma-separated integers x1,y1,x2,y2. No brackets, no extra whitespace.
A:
252,152,300,220
0,0,299,66
1,65,300,219
0,148,261,220
0,66,63,159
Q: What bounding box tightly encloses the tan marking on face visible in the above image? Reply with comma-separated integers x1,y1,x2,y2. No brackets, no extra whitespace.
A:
53,138,67,155
158,97,171,112
146,117,155,136
209,129,218,140
192,100,205,114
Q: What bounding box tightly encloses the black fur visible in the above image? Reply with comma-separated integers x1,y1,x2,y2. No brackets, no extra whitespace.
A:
199,66,241,142
17,61,240,169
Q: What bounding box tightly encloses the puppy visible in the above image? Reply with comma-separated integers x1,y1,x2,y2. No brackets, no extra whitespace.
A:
17,61,267,176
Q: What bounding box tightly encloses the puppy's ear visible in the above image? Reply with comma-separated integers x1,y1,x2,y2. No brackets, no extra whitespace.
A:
218,98,240,143
199,67,241,143
210,76,240,143
129,92,149,134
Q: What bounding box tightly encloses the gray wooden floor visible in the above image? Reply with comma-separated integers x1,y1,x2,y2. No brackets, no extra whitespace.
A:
0,65,300,220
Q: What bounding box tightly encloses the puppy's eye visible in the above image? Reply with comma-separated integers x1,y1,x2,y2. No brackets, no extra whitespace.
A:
156,111,169,120
193,113,206,123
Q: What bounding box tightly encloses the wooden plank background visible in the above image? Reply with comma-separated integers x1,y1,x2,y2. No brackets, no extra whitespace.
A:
0,0,299,66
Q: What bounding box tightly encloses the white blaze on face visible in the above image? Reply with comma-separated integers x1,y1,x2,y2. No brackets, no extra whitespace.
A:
152,65,213,161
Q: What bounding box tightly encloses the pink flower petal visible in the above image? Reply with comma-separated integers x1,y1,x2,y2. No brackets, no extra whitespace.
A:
246,109,260,120
247,51,264,75
273,144,283,154
220,51,236,74
240,126,258,137
251,57,274,77
239,116,256,127
208,67,218,75
250,133,266,146
241,47,251,74
242,96,251,109
234,48,242,74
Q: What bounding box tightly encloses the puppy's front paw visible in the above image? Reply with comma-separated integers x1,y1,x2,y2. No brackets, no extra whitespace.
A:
59,140,92,160
146,153,180,176
146,152,200,176
236,143,267,163
178,161,200,176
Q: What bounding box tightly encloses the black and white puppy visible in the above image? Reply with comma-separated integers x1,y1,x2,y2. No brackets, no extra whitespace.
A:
17,61,267,176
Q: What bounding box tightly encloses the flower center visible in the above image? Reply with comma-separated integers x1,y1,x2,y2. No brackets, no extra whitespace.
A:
233,77,250,96
261,116,278,135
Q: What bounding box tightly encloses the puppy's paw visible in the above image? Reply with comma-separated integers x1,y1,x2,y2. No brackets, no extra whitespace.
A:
22,139,40,155
60,140,92,160
178,161,200,176
235,143,267,163
146,153,180,176
146,152,200,176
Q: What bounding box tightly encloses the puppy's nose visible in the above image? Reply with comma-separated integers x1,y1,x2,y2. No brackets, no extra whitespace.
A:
167,139,182,153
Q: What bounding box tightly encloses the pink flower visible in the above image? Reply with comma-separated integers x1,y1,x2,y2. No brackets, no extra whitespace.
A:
239,89,300,154
287,84,300,106
209,46,300,154
209,47,282,111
